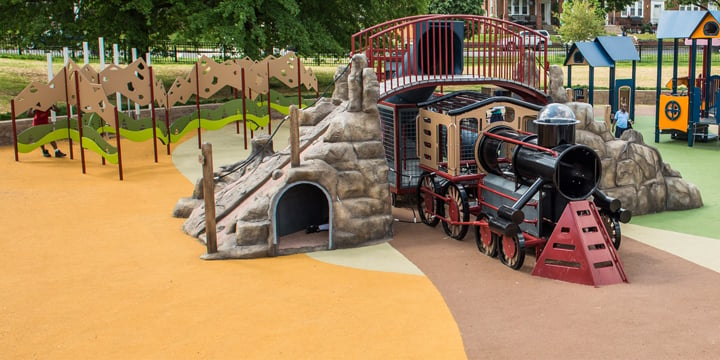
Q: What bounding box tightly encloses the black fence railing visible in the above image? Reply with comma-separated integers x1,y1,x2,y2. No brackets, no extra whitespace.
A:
0,40,715,67
0,40,352,66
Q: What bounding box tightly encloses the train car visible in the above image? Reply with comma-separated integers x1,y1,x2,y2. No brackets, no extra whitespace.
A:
416,97,631,274
415,91,543,240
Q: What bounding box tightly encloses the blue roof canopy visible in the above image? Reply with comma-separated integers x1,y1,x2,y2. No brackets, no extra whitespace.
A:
564,41,614,67
656,11,708,39
595,36,640,61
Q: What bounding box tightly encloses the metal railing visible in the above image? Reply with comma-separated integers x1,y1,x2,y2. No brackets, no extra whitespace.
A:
352,15,550,101
0,40,350,66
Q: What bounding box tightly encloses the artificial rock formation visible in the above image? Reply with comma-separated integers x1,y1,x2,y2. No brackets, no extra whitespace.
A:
547,64,702,214
568,102,703,215
174,54,393,259
548,65,568,103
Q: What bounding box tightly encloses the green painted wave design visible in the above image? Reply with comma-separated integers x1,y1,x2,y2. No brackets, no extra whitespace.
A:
86,112,169,144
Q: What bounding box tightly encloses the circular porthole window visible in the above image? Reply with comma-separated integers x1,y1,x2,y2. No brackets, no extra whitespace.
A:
573,52,584,64
665,100,681,121
703,21,719,36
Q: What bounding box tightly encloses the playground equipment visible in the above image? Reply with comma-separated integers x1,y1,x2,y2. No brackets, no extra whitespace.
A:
11,52,318,179
416,100,630,286
351,14,551,198
564,36,640,119
655,10,720,145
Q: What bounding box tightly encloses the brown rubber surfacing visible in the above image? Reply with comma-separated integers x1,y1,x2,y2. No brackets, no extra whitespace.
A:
389,217,720,359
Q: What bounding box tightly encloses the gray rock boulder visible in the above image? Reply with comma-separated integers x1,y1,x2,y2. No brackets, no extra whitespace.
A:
568,102,703,215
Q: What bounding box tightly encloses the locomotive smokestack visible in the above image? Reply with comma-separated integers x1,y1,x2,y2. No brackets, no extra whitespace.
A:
534,103,579,148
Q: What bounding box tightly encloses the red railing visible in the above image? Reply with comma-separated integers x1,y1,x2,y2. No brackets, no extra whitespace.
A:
351,15,549,101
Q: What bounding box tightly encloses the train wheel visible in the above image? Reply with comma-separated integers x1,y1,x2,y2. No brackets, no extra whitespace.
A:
441,183,470,240
499,234,525,270
474,218,498,257
416,172,440,227
602,214,622,250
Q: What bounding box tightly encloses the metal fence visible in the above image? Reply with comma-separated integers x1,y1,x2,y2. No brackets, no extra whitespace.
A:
543,41,716,66
0,40,351,66
0,40,715,67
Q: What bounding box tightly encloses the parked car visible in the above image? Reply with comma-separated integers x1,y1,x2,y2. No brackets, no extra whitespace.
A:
501,30,552,51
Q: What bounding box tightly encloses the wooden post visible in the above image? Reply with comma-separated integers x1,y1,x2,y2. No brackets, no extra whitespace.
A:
289,105,300,167
200,143,217,254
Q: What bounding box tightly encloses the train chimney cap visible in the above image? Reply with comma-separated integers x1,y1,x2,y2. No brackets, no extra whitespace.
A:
534,103,579,125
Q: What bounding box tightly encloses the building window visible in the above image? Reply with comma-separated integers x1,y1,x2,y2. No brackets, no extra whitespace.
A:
679,5,703,11
621,1,644,17
510,0,530,15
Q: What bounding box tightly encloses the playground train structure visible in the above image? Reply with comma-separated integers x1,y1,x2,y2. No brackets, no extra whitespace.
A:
410,92,631,285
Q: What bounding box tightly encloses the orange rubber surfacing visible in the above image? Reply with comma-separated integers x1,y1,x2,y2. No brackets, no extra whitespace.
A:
0,141,464,359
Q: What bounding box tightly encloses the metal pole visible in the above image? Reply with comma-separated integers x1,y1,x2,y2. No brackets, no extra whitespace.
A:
241,68,248,150
113,44,122,114
631,60,637,121
609,66,616,113
149,65,158,162
200,143,217,254
62,67,74,159
11,99,18,161
114,107,123,180
688,39,697,147
75,71,87,174
672,39,679,94
132,49,140,117
589,66,595,105
268,62,272,135
655,39,662,143
195,62,202,149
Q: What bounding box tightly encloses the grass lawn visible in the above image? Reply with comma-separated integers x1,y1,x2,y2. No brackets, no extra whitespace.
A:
0,58,339,116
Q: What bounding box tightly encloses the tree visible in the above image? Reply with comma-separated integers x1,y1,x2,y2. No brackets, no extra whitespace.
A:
177,0,428,58
0,0,184,56
558,0,606,43
0,0,428,57
428,0,485,15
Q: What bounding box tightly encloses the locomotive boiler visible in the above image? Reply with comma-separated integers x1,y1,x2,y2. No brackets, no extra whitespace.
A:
416,97,631,285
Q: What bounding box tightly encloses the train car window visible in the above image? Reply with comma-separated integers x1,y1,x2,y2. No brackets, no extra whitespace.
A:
438,124,448,172
504,107,515,123
486,106,505,123
459,117,479,175
524,116,538,133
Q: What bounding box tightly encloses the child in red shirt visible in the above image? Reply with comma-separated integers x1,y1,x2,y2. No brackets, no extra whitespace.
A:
30,105,66,158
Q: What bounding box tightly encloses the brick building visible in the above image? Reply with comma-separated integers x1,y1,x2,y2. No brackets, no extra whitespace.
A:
484,0,713,33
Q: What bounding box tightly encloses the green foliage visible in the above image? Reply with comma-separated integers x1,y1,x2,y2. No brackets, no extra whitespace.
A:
428,0,484,15
558,0,606,43
0,0,427,60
